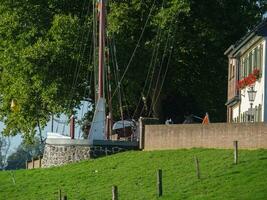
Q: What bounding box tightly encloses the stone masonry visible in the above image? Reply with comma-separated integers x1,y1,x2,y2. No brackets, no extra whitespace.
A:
42,144,91,168
41,138,130,168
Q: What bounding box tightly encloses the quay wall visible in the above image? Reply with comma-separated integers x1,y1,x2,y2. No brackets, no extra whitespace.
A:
143,123,267,150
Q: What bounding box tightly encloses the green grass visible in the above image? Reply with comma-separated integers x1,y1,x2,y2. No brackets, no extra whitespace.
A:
0,149,267,200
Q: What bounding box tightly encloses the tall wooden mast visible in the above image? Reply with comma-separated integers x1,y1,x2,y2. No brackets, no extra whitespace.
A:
98,0,105,99
88,0,107,144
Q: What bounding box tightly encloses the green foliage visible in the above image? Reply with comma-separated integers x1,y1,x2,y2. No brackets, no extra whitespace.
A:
0,0,93,140
0,149,267,199
107,0,266,122
0,0,266,139
5,137,43,170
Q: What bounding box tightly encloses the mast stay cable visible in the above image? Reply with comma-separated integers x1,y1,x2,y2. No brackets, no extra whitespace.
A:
148,28,172,116
111,0,156,100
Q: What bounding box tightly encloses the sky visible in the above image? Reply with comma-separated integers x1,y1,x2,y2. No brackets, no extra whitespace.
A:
1,101,91,155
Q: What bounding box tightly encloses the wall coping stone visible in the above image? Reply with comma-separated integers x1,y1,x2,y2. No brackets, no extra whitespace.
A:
46,138,90,146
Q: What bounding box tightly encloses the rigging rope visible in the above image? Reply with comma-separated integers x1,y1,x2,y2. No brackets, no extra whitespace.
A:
139,24,163,117
51,0,89,133
148,29,172,116
61,1,95,134
149,40,173,116
131,31,160,118
68,3,93,106
111,0,156,100
65,0,95,114
66,0,89,99
109,35,124,121
133,0,167,118
150,28,176,116
121,86,130,118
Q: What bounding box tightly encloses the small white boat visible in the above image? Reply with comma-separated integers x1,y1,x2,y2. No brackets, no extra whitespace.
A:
112,120,136,138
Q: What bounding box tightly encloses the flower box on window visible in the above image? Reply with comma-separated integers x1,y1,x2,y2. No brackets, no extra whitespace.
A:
237,69,261,90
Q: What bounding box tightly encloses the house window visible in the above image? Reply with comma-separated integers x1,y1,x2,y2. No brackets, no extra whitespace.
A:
244,57,248,77
255,47,258,68
229,64,232,80
232,65,235,79
259,44,263,72
252,50,256,70
248,52,253,74
240,59,244,79
241,43,263,80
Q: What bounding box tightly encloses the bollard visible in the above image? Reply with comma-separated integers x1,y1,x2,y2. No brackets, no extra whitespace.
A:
157,169,163,197
195,156,200,179
233,141,238,164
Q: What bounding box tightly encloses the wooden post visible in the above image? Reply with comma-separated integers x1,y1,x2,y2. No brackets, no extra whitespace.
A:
139,117,144,150
195,156,200,179
58,189,62,200
32,157,34,169
70,115,75,139
51,114,54,132
233,140,238,164
25,160,28,169
112,185,118,200
157,169,163,197
105,147,108,156
38,156,42,168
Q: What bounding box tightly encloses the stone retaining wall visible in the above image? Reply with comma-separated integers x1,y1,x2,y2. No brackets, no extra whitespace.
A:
41,139,128,168
42,144,91,168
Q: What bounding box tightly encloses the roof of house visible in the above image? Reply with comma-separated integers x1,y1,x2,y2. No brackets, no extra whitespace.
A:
224,18,267,57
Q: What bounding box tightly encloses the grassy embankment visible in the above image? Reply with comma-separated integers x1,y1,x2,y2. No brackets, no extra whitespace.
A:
0,148,267,200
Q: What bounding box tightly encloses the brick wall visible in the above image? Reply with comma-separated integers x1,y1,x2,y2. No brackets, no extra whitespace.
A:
144,123,267,150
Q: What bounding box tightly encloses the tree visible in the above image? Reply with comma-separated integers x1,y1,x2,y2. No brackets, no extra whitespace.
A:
0,134,10,170
107,0,266,122
6,137,43,170
0,0,266,141
0,0,94,141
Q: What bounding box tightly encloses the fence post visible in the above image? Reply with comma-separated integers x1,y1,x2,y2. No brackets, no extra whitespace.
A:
38,156,42,168
105,147,108,156
112,186,118,200
195,156,200,179
70,114,75,139
157,169,163,197
32,157,34,169
25,160,28,169
139,117,144,150
58,189,62,200
233,141,238,164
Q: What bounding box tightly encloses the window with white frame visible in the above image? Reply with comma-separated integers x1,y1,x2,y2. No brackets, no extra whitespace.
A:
240,43,263,79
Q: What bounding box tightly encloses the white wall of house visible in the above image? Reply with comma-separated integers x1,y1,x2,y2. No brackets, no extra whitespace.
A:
239,79,263,119
263,38,267,121
239,39,266,122
232,104,239,120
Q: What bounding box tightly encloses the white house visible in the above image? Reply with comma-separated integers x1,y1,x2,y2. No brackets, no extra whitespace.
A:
225,19,267,123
